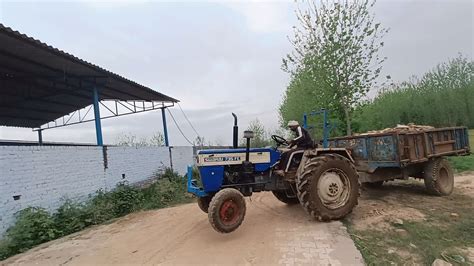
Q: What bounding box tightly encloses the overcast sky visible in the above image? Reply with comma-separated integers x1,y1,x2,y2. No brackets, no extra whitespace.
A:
0,0,472,146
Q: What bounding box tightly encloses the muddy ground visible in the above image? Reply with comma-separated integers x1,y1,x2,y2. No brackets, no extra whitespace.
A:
2,173,473,265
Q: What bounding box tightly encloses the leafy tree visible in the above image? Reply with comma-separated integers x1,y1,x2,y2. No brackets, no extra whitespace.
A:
240,119,272,148
282,0,388,135
116,132,165,147
354,55,474,131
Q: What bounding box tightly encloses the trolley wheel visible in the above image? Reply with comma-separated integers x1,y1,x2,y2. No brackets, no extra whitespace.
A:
424,158,454,196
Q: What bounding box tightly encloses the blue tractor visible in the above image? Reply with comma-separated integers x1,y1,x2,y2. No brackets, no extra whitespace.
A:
187,112,359,233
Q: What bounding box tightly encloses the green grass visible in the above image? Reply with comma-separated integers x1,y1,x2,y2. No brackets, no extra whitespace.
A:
346,193,474,265
449,129,474,173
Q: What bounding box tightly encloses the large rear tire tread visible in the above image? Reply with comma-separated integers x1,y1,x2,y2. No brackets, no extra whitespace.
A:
296,154,360,221
272,190,299,205
208,188,246,233
423,158,454,196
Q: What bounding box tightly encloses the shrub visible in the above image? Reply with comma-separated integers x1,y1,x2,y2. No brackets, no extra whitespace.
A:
108,182,144,217
142,169,191,209
85,190,116,225
0,168,189,260
5,207,59,254
0,239,12,260
54,200,91,235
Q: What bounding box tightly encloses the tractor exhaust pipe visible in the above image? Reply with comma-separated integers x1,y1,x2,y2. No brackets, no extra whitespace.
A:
232,113,238,148
242,130,254,174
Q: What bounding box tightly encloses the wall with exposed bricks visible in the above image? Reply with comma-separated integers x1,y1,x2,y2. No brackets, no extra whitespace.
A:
0,145,194,237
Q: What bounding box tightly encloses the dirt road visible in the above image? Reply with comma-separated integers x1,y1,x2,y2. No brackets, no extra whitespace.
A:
2,192,363,265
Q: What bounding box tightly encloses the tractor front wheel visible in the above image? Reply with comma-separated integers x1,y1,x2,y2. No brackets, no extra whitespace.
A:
197,196,212,213
296,154,360,221
208,188,246,233
272,186,299,205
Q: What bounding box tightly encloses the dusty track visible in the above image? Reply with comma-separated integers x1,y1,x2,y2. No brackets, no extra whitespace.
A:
2,192,363,265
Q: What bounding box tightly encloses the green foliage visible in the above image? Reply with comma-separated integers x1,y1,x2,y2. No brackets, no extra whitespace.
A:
109,182,145,216
240,119,272,147
4,207,59,256
354,55,474,132
282,0,388,135
142,168,190,210
116,131,165,147
0,168,191,260
449,155,474,173
346,193,474,265
54,200,91,235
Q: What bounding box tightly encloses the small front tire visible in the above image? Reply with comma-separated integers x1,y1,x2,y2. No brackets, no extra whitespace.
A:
272,187,299,205
208,188,246,233
197,196,212,213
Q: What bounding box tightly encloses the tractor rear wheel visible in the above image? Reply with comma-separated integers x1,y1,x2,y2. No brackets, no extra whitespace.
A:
197,196,212,213
423,158,454,196
272,189,299,205
296,154,360,221
208,188,246,233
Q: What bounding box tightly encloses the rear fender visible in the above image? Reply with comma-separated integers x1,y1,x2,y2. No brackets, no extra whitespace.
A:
304,148,355,163
296,148,354,178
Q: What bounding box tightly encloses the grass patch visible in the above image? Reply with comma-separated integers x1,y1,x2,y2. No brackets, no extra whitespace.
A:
449,155,474,173
346,192,474,265
449,129,474,173
0,168,192,261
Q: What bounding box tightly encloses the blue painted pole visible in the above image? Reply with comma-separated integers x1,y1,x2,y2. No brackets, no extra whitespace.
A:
92,86,103,146
161,108,169,147
303,113,308,129
323,109,328,148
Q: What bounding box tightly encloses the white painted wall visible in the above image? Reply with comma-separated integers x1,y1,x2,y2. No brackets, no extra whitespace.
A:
0,145,193,237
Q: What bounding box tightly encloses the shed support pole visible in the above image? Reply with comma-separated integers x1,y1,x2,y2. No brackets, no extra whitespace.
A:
93,86,103,146
38,129,43,145
161,108,169,147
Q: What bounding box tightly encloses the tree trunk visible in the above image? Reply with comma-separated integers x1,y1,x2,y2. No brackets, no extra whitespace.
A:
344,107,352,136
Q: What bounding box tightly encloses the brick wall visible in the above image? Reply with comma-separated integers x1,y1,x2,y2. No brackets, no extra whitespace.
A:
0,145,193,237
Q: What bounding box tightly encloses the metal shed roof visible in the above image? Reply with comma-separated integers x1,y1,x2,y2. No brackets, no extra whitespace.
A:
0,24,178,128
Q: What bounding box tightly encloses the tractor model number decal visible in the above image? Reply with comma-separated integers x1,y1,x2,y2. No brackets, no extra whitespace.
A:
204,156,241,162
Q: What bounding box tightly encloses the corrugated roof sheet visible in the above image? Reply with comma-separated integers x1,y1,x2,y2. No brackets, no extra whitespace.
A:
0,23,178,128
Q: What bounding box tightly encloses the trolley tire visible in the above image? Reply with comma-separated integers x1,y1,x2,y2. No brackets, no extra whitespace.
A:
208,188,246,233
423,158,454,196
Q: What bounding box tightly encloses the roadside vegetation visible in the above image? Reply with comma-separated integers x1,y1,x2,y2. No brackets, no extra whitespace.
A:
449,129,474,173
0,169,192,260
354,55,474,132
344,180,474,265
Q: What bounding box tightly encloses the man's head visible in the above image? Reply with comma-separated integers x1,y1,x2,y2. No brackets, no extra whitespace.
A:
287,120,299,131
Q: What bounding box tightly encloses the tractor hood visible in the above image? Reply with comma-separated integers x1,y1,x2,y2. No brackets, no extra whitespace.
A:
197,148,280,169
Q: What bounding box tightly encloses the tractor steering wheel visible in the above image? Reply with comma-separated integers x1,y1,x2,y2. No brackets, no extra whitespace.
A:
271,135,289,146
